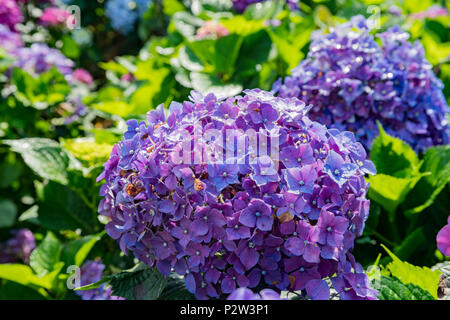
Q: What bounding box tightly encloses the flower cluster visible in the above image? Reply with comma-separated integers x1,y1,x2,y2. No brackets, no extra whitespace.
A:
272,16,450,153
227,287,283,300
0,0,23,31
98,89,377,300
71,68,93,85
76,260,125,300
437,216,450,257
0,24,22,54
39,7,73,27
0,229,36,264
232,0,299,13
14,43,74,76
105,0,152,34
196,21,230,40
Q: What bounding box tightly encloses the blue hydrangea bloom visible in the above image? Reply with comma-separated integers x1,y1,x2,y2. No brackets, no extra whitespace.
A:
105,0,152,34
273,15,450,153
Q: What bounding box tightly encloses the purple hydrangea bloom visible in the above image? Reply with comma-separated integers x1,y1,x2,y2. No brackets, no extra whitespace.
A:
437,216,450,257
76,260,125,300
273,15,450,153
227,287,284,300
0,229,35,264
97,89,376,300
232,0,299,13
0,24,22,54
0,0,23,31
14,43,74,77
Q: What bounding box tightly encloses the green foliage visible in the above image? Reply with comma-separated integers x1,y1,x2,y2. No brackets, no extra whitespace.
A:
381,244,441,299
3,138,72,185
60,233,103,267
158,274,196,300
108,263,168,300
29,232,63,277
0,199,17,228
35,180,97,233
376,276,435,300
9,68,70,110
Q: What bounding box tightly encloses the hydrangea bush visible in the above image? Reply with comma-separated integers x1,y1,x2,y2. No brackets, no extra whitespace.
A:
272,16,450,153
97,89,377,300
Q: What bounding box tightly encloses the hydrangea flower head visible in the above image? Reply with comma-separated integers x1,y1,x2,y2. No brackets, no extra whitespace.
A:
105,0,152,34
0,229,36,264
39,7,73,27
437,216,450,257
76,260,125,300
98,89,376,300
14,43,74,76
0,0,23,31
273,16,450,153
0,24,23,54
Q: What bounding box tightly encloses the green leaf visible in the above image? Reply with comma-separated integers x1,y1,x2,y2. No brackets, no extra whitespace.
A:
0,264,57,292
243,0,283,20
405,145,450,215
74,276,111,291
91,100,134,118
36,181,96,233
171,11,204,38
381,244,441,299
392,227,427,261
3,138,71,185
367,173,425,214
10,67,70,109
178,46,204,72
0,281,47,300
0,198,17,228
376,276,435,300
29,232,62,277
157,274,194,300
61,34,80,59
236,29,274,75
0,154,22,188
370,124,419,177
190,72,242,99
61,233,103,267
213,34,244,75
109,263,167,300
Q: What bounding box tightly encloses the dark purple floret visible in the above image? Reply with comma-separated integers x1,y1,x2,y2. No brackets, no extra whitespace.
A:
273,15,450,153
